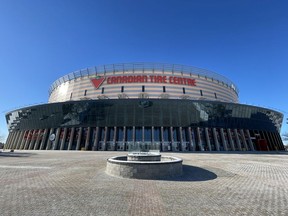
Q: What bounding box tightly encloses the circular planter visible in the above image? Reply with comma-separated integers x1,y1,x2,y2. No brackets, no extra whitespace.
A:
106,155,182,179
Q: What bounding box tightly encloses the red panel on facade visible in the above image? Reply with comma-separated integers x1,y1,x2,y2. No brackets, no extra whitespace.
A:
256,139,269,151
91,77,106,89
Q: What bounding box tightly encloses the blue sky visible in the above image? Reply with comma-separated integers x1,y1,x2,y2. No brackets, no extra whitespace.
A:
0,0,287,142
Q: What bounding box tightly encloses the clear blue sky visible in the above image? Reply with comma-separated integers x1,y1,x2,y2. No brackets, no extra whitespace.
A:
0,0,287,143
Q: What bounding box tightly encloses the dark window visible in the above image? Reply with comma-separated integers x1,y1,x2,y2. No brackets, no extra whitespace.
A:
163,127,170,141
163,86,166,92
84,90,87,96
154,127,161,141
142,85,145,92
121,86,124,93
116,127,124,142
107,127,114,141
214,92,217,99
183,88,186,94
182,128,189,142
135,127,142,141
126,127,133,141
99,127,105,142
173,127,180,142
70,93,73,99
200,90,203,96
101,87,104,94
144,127,152,141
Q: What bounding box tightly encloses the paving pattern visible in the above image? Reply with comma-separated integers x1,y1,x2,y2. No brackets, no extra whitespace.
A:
1,150,288,216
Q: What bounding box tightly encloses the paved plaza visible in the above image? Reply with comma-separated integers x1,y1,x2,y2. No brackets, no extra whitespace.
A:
1,150,288,216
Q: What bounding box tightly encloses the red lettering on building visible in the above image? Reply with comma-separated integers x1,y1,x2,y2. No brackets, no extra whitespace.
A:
92,75,196,88
169,76,196,86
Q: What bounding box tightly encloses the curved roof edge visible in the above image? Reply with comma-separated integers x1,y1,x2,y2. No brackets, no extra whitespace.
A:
48,62,239,95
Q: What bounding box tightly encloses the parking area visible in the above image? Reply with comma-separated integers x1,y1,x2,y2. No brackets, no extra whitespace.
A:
1,150,288,216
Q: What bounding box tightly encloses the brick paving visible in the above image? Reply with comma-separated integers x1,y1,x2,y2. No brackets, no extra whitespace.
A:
0,150,288,216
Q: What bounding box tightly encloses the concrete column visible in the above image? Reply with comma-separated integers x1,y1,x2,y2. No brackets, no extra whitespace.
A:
240,129,248,151
60,128,68,150
132,126,135,143
102,127,108,151
12,131,21,149
18,131,25,149
19,131,28,150
160,127,164,151
271,132,278,150
92,127,99,151
28,130,37,150
170,127,174,151
204,128,212,151
53,128,61,150
188,127,193,151
234,129,241,151
46,128,54,150
26,131,33,150
8,132,14,149
275,132,285,150
123,126,126,151
196,127,204,151
39,129,49,150
5,133,11,149
5,133,12,149
191,128,197,151
10,132,17,149
264,131,273,151
220,128,228,151
5,132,13,149
76,127,83,150
245,130,255,151
12,132,19,149
271,132,278,151
16,131,25,149
276,132,285,150
142,126,145,143
10,131,17,149
212,128,220,151
113,127,117,151
270,132,277,151
9,132,17,149
24,130,32,150
68,127,75,150
227,129,235,151
34,129,43,150
151,126,155,144
84,127,91,150
267,132,274,150
178,127,183,151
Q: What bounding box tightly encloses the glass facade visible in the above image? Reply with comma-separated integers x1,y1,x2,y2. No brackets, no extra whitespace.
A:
5,99,284,152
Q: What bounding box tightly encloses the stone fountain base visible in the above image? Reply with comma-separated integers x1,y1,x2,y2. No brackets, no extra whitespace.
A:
106,153,182,179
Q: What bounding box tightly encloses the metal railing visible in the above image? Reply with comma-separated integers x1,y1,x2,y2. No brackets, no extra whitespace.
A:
48,62,239,95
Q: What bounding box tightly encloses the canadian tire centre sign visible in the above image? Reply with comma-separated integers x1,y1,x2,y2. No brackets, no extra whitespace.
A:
91,75,196,89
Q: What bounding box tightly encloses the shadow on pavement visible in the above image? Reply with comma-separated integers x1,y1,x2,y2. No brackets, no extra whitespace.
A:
0,151,34,157
160,165,217,182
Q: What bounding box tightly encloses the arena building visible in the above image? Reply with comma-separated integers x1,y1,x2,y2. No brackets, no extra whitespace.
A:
5,63,284,152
